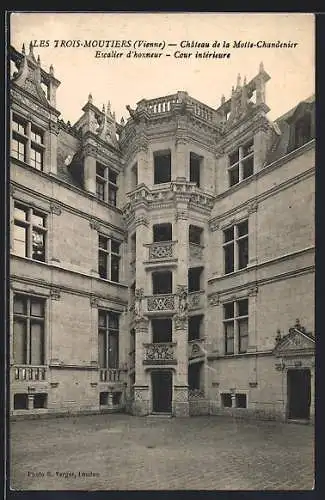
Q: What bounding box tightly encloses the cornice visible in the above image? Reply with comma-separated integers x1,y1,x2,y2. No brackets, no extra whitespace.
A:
10,173,124,234
209,165,314,231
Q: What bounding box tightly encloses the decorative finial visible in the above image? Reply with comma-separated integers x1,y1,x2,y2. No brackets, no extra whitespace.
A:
29,41,34,55
275,329,282,343
49,64,54,76
259,61,264,73
102,104,105,113
22,43,25,55
88,93,93,104
237,73,241,89
107,100,111,113
244,76,247,85
112,111,116,120
120,117,125,125
221,94,225,105
295,318,301,329
231,86,234,95
37,54,41,65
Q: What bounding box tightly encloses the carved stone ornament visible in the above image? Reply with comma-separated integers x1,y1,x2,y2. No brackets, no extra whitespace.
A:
174,314,187,330
50,202,62,216
89,219,101,231
90,295,99,308
208,292,220,306
50,287,61,300
134,288,144,320
176,285,188,319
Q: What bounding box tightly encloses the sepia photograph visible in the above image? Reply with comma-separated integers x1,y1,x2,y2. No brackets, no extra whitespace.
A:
8,11,315,491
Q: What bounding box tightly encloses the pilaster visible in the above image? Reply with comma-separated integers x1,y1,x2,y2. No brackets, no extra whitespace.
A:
84,155,96,195
44,121,59,175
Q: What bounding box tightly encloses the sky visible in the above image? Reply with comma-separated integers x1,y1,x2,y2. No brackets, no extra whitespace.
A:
10,12,315,125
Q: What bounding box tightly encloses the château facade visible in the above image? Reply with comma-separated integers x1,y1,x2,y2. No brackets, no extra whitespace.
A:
9,43,315,422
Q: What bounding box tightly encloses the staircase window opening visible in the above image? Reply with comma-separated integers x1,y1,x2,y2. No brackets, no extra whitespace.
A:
153,223,172,242
152,318,172,343
152,271,173,295
188,315,203,341
190,152,202,187
188,267,203,292
154,150,171,184
188,362,202,391
189,225,203,245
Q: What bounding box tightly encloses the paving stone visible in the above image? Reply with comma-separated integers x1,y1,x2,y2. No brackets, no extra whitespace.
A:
10,414,314,490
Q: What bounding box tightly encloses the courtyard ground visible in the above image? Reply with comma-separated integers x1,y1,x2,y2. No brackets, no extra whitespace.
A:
10,413,314,491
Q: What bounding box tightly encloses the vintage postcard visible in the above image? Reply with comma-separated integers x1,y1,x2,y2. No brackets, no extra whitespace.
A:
8,12,315,491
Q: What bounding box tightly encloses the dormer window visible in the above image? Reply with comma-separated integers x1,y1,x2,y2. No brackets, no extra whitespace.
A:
96,162,118,206
11,114,45,171
294,114,312,149
228,140,254,187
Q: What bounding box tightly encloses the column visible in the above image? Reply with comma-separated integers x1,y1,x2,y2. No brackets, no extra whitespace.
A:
173,202,190,416
132,212,150,415
27,394,34,410
254,129,269,173
25,122,31,165
84,154,96,194
136,142,149,185
175,135,188,180
107,392,113,409
133,318,150,416
44,121,59,175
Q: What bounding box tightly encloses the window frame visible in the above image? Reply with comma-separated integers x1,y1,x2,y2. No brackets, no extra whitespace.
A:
95,162,118,206
228,140,254,187
223,298,249,355
13,293,46,366
98,310,120,369
98,234,121,282
223,220,248,274
11,114,45,171
12,202,47,262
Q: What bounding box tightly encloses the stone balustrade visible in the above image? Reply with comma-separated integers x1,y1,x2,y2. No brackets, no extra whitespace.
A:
13,365,47,382
144,94,180,114
147,241,175,260
99,368,125,383
146,293,176,312
143,342,177,364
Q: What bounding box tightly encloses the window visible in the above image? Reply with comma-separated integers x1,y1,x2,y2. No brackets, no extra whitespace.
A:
152,271,172,295
96,162,118,206
188,267,203,292
14,393,28,410
11,114,45,171
221,393,232,408
131,163,138,189
189,225,203,245
98,235,121,282
294,115,312,149
188,363,202,391
188,315,203,341
98,310,119,369
190,153,202,187
153,223,172,242
235,394,247,408
100,392,109,405
13,294,45,365
152,318,172,343
154,151,171,184
33,393,47,409
13,203,47,262
228,140,254,187
112,392,122,405
223,220,248,274
223,298,249,355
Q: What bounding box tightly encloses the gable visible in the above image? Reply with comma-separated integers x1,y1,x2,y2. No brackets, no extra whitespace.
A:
273,327,315,357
